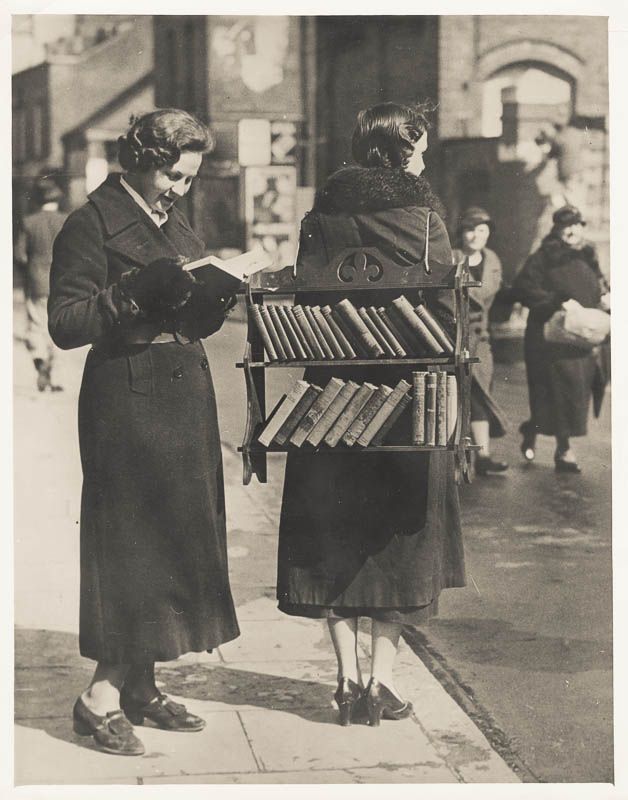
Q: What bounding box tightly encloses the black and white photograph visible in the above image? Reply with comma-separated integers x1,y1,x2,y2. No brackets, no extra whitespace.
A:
6,3,626,795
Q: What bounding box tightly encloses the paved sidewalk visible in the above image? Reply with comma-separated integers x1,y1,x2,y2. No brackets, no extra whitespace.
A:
13,307,520,785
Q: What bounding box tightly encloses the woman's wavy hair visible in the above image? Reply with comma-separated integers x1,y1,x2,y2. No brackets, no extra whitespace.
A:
351,101,434,169
118,109,213,173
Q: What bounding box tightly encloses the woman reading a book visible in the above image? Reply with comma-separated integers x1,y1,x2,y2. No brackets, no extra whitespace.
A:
48,109,245,756
452,207,509,476
276,102,466,727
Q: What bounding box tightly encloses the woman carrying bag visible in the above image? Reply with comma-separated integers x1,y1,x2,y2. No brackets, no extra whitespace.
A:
514,205,610,473
49,109,245,756
276,102,466,727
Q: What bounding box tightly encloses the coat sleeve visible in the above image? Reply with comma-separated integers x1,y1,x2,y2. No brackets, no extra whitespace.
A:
48,206,136,350
512,251,568,323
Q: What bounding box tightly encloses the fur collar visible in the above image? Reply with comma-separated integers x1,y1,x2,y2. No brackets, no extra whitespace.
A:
540,233,599,271
313,166,446,218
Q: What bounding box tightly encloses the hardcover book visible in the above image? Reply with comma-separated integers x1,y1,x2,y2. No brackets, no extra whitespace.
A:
268,305,296,361
367,306,406,357
415,303,454,354
446,374,458,442
289,377,346,447
321,305,357,359
274,383,323,446
436,370,448,446
424,372,437,446
412,371,427,445
335,299,385,358
285,306,314,359
306,380,361,447
251,304,278,362
358,307,396,357
259,304,287,361
258,380,311,447
342,384,393,447
277,305,308,360
390,296,444,355
312,306,345,358
303,305,335,359
293,305,326,359
330,308,369,357
324,382,377,447
370,393,412,446
357,379,412,446
377,307,417,356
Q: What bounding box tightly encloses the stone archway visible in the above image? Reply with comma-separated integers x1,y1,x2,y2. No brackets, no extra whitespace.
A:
476,39,584,86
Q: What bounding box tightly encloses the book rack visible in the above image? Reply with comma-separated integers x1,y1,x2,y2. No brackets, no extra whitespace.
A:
236,247,480,485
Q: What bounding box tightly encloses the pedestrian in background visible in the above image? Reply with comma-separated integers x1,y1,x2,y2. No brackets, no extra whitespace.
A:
277,102,466,728
514,205,610,473
15,177,66,391
48,109,242,756
453,207,509,476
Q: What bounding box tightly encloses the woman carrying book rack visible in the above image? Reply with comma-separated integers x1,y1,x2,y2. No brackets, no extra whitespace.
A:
276,102,466,726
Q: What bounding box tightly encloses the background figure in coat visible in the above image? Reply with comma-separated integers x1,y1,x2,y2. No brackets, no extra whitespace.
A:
514,205,610,473
48,109,242,756
453,207,509,476
15,177,67,391
277,102,466,727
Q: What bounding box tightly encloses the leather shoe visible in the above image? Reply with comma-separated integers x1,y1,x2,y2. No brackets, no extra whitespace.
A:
72,696,144,756
476,456,509,476
364,678,413,727
555,456,582,473
120,689,206,732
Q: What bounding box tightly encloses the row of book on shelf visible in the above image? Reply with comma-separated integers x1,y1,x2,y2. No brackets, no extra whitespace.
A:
250,295,454,362
257,370,458,449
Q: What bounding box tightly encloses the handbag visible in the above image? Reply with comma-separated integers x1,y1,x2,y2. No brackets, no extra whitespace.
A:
543,299,610,349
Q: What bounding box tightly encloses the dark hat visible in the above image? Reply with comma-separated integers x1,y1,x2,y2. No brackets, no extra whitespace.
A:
552,205,585,228
34,177,63,206
458,206,493,230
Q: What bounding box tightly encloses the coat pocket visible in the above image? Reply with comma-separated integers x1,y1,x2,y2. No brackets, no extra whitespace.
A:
126,348,153,396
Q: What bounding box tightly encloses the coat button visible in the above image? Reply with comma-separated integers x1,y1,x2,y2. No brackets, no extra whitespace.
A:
172,367,183,380
200,358,209,370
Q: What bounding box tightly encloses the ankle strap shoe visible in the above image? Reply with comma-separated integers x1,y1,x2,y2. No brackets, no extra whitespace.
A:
120,689,206,732
72,697,144,756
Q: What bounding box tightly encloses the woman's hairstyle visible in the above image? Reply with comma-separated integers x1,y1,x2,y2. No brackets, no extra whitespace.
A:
118,109,213,173
351,101,433,169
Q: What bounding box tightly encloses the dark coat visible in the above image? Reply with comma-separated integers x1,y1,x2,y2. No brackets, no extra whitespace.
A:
48,174,240,663
277,167,466,620
513,234,607,438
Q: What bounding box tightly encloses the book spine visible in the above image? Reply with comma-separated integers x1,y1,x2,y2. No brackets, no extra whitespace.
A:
335,299,385,358
268,304,296,360
277,305,308,360
357,379,412,446
358,307,396,357
285,306,314,359
289,377,345,447
259,305,287,361
446,375,458,442
274,385,322,446
324,383,376,448
390,296,444,355
415,303,454,354
321,305,357,359
293,305,326,359
304,305,335,359
330,308,369,358
366,306,406,357
370,394,411,446
425,372,437,446
306,380,361,446
377,307,416,356
436,371,448,446
342,385,392,447
312,306,345,358
257,380,309,447
251,304,278,362
412,371,427,445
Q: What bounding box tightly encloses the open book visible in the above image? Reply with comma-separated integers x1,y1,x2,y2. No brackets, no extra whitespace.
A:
183,248,276,282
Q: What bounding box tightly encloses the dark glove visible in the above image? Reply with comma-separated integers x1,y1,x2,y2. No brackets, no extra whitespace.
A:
176,282,238,340
120,257,196,316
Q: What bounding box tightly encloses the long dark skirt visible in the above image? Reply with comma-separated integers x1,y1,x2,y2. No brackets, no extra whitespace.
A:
78,340,239,663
